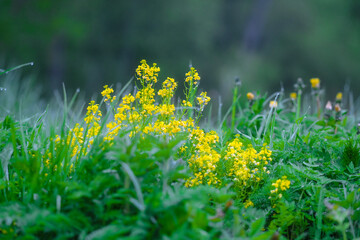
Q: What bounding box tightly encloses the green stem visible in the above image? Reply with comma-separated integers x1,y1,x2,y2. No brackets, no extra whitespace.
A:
187,80,194,119
296,90,302,120
0,62,34,76
342,229,347,240
231,86,238,131
316,94,321,119
269,110,276,146
335,124,338,135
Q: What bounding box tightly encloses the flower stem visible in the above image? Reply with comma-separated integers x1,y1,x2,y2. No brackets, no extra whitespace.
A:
231,85,238,131
316,95,321,119
296,90,302,120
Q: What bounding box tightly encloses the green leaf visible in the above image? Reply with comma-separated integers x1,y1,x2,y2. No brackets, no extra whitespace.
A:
253,230,276,240
249,217,265,237
192,210,208,229
85,225,127,240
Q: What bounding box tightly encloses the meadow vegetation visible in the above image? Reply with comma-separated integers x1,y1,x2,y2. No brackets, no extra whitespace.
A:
0,60,360,239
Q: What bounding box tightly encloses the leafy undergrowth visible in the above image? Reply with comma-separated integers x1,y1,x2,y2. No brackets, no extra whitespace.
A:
0,61,360,239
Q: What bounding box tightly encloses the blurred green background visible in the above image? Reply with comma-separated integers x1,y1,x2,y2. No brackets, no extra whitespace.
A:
1,0,360,102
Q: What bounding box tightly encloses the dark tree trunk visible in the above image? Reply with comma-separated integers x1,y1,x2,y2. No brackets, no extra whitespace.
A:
243,0,273,52
49,36,65,91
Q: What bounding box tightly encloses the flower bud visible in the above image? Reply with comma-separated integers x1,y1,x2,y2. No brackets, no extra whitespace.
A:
325,101,332,111
247,92,255,101
334,103,341,112
336,92,342,101
269,101,278,108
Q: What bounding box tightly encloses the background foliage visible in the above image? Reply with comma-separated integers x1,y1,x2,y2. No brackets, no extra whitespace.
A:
1,0,360,101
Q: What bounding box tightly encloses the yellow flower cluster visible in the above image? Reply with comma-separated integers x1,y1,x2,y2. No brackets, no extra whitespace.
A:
47,59,276,200
101,60,208,141
101,85,116,103
66,123,84,157
244,199,254,208
182,100,192,107
197,91,210,111
65,100,102,157
0,227,14,235
143,118,194,136
43,151,52,170
158,77,177,100
157,104,175,116
269,176,291,200
226,139,271,186
49,61,169,165
50,94,108,171
185,67,201,85
136,86,157,117
84,101,102,145
185,128,221,187
104,93,135,141
136,59,160,85
84,100,102,124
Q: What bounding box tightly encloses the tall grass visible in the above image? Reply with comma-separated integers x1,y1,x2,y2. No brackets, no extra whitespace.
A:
0,62,360,239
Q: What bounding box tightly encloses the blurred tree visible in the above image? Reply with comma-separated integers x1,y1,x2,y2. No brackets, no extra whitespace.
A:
1,0,359,102
243,0,273,52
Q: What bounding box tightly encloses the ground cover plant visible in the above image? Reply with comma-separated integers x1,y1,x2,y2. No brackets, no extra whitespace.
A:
0,60,360,239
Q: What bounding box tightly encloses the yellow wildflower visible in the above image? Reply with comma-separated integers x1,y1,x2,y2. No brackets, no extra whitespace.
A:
225,138,272,188
336,92,342,101
157,104,175,116
269,176,291,200
101,85,116,103
197,92,211,111
136,59,160,85
186,128,221,187
82,100,102,152
179,146,188,153
122,93,135,105
244,199,254,208
84,101,102,124
269,101,278,108
182,100,192,107
290,92,297,100
158,77,177,100
185,67,201,85
310,78,320,89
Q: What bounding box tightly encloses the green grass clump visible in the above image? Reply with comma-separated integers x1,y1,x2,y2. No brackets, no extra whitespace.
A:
1,61,360,239
341,139,360,168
